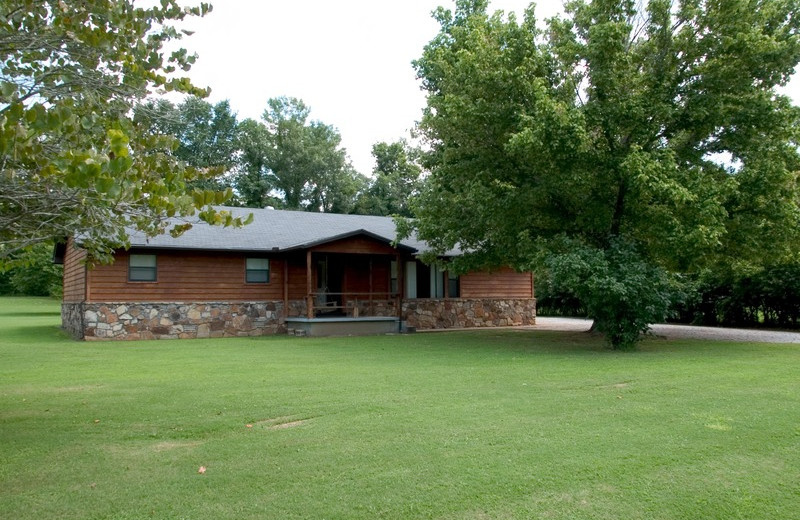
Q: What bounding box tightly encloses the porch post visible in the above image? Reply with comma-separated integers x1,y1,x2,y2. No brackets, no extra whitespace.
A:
283,257,289,319
396,253,404,319
368,255,373,316
306,250,313,319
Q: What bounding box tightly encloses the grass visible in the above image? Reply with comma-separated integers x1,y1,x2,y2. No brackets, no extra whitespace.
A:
1,297,799,519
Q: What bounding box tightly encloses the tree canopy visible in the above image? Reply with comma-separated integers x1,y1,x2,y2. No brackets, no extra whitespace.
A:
234,96,367,212
408,0,800,348
0,1,248,266
356,140,422,217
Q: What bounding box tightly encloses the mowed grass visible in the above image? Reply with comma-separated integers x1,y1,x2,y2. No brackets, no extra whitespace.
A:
1,298,799,519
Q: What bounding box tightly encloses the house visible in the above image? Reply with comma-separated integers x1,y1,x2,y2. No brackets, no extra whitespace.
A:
59,208,535,340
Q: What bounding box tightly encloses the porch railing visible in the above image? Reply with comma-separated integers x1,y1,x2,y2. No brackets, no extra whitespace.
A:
306,292,400,318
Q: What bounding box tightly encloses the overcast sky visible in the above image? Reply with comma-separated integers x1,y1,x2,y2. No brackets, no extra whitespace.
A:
175,0,799,176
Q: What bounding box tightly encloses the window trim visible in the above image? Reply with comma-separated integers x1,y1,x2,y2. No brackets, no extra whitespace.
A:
245,257,270,284
128,254,157,282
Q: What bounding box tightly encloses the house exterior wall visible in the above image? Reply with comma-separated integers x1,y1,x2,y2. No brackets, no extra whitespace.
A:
460,268,533,299
62,238,87,303
78,301,290,340
61,238,536,340
85,250,283,302
403,298,536,330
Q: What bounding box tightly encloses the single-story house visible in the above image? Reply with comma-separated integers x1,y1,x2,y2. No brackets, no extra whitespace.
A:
58,207,535,340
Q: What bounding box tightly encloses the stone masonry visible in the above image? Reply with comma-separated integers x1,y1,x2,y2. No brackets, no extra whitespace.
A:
63,301,288,340
62,298,535,340
402,298,536,330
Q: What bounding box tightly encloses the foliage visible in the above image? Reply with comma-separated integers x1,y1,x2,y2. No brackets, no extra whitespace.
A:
0,1,248,267
0,242,62,297
542,237,677,349
134,96,240,192
4,297,800,519
408,0,800,348
356,140,422,217
234,97,367,212
676,260,800,328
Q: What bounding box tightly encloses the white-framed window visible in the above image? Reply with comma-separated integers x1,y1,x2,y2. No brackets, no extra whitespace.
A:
246,258,270,283
129,254,157,282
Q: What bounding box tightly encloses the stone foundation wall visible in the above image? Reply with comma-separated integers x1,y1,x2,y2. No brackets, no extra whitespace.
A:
402,298,536,330
65,302,290,340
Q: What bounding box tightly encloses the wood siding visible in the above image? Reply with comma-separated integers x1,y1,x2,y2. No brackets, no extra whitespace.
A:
460,268,533,299
86,250,284,303
63,238,87,303
310,236,400,255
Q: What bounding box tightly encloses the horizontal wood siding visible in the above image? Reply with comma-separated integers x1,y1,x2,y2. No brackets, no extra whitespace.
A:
460,268,533,299
63,239,87,303
287,258,309,300
311,236,399,255
87,251,284,303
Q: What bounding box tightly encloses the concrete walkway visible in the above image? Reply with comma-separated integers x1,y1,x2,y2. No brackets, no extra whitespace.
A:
532,317,800,344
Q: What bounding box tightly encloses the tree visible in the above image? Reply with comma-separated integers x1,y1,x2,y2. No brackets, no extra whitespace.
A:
407,0,800,349
0,1,248,267
134,96,240,192
356,140,422,217
234,97,366,212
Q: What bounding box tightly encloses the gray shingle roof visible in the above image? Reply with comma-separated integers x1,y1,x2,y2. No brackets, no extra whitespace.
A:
127,207,459,256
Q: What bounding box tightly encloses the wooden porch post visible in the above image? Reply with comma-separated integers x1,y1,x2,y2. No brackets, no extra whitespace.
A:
368,255,373,316
283,258,289,319
306,250,313,319
396,254,404,319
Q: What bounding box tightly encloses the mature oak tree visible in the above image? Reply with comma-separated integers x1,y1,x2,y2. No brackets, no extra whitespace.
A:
407,0,800,348
0,1,248,266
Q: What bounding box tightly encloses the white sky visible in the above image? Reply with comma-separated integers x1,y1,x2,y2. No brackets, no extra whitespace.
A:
174,0,800,176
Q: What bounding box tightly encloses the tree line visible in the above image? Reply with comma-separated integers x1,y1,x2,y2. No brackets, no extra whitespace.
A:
134,95,422,217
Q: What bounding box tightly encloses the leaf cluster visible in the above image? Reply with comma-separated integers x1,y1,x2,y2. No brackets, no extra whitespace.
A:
0,1,247,266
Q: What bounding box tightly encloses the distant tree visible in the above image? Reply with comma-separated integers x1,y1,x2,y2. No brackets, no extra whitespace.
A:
135,96,239,192
235,97,365,212
356,140,422,217
0,1,247,267
406,0,800,349
0,242,62,297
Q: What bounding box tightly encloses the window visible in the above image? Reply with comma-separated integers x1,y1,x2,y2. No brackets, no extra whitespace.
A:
448,271,460,298
129,254,157,282
390,260,398,294
246,258,270,283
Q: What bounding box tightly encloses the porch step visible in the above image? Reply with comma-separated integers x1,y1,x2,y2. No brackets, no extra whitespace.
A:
286,317,400,337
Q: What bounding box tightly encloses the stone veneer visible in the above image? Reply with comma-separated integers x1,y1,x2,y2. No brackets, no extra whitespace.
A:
402,298,536,330
63,301,290,340
62,298,536,340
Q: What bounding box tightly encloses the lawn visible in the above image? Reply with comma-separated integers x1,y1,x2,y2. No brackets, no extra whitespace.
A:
1,297,798,519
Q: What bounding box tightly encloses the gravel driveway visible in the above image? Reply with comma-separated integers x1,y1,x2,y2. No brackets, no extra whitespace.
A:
533,317,800,344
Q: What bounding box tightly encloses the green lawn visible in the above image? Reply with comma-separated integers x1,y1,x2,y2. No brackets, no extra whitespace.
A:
1,297,799,519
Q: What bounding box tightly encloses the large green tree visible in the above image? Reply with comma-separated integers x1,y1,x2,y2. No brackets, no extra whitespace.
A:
0,1,247,266
235,97,366,212
134,96,239,192
408,0,800,348
356,140,422,217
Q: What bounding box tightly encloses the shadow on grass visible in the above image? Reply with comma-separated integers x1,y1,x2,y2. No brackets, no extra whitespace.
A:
0,311,62,317
1,325,69,343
